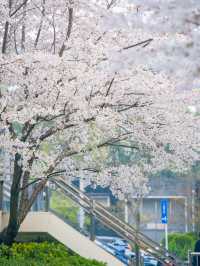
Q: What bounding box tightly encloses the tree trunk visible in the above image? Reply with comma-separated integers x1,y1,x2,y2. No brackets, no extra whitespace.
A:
0,151,53,245
0,177,48,245
0,153,22,245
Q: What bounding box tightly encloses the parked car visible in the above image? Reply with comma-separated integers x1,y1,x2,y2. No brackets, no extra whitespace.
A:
96,237,157,266
143,255,158,266
97,237,134,264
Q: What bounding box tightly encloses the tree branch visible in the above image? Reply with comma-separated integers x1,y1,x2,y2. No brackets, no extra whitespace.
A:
10,0,29,17
34,0,46,48
59,7,73,57
122,38,153,51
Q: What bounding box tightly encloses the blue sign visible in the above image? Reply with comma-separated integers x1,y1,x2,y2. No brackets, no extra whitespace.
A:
161,199,168,224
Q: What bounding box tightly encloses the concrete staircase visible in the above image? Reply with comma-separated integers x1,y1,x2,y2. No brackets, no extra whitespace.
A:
0,211,124,266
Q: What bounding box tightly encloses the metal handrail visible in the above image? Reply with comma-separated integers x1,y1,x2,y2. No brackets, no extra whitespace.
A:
51,177,183,266
54,178,173,253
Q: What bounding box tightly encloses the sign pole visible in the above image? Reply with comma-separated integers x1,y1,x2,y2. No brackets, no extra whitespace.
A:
165,223,168,250
161,199,168,252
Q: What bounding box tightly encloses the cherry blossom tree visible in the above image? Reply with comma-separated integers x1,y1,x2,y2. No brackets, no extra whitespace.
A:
0,0,199,245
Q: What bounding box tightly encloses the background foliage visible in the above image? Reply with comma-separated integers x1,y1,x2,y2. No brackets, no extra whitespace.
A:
50,190,91,230
164,232,198,260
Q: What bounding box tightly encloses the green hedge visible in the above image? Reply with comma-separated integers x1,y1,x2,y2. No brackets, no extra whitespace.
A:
0,242,106,266
165,232,198,260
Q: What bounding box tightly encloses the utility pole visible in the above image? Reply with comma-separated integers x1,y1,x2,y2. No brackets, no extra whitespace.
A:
0,180,3,211
195,181,200,234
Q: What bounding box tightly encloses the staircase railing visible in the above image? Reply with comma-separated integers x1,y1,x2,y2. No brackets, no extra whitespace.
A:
51,177,183,266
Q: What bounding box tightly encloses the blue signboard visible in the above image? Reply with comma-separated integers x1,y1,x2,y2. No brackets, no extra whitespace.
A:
161,199,168,224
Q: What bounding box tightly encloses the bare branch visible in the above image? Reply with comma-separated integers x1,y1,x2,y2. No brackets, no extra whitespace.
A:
122,38,153,51
34,0,46,48
106,0,117,9
2,22,9,54
10,0,29,17
59,7,73,57
105,76,115,97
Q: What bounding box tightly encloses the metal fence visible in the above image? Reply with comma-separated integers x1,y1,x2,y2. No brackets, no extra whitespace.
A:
188,251,200,266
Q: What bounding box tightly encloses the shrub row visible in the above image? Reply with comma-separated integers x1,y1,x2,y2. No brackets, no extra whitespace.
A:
166,232,198,260
0,242,106,266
